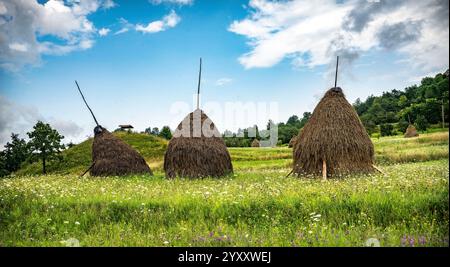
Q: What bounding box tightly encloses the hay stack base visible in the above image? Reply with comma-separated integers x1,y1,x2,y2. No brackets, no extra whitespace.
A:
404,124,419,138
251,139,260,147
164,109,233,178
91,128,152,176
293,87,375,177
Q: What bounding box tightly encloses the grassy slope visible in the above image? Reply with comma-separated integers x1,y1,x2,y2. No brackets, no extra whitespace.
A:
16,132,168,175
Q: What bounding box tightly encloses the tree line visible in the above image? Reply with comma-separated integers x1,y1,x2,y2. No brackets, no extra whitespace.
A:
354,70,448,136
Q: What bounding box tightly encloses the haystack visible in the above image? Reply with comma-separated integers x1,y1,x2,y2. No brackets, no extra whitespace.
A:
292,87,375,177
75,81,152,177
90,126,152,176
288,135,297,148
404,124,419,138
251,139,260,147
164,109,233,178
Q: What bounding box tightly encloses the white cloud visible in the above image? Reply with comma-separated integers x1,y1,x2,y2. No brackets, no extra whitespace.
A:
229,0,449,74
136,10,180,33
114,17,133,35
149,0,193,5
98,27,110,36
0,0,117,71
0,96,83,146
215,78,233,87
8,42,28,52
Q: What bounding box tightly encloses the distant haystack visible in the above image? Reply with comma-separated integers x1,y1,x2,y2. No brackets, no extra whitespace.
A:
75,81,152,177
293,87,375,177
288,135,297,148
164,109,233,178
404,124,419,138
251,139,260,147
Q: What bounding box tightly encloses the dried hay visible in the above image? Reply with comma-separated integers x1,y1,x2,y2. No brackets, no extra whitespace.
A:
164,109,233,178
91,126,152,176
293,87,375,177
404,124,419,138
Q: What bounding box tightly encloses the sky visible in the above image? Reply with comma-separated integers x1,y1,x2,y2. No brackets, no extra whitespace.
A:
0,0,449,145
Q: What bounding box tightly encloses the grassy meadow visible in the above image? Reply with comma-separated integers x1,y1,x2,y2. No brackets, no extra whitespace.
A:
0,131,448,247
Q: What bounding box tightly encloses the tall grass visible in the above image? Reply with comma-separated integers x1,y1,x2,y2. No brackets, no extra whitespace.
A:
1,160,448,247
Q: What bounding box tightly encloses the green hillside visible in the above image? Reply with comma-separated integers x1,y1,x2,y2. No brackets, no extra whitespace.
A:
16,132,168,176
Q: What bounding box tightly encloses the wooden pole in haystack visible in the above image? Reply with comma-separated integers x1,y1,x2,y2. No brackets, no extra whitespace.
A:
75,80,100,177
334,56,339,88
75,80,99,126
322,160,327,180
197,58,202,110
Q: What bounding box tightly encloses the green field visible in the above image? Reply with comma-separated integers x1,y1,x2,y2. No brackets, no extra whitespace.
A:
0,132,448,247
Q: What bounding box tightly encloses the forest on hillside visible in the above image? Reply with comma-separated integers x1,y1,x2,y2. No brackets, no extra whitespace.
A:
224,70,449,147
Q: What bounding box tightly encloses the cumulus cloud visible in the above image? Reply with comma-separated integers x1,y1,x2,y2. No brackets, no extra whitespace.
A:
136,10,180,33
0,0,116,71
229,0,449,74
0,96,83,146
149,0,193,5
215,78,233,87
98,27,110,36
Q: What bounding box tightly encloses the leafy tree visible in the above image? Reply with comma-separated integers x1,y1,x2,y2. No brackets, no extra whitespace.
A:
27,121,65,174
361,115,377,135
286,115,300,126
380,124,395,137
397,120,410,134
299,112,312,128
151,127,160,135
415,115,428,131
0,133,30,176
158,126,172,140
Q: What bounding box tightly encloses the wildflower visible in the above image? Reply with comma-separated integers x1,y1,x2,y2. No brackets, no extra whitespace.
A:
75,221,80,225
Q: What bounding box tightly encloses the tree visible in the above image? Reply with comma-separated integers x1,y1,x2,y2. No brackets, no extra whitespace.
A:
380,124,395,137
299,112,312,128
415,115,428,131
158,126,172,140
0,133,30,176
27,121,65,174
397,120,409,134
151,127,160,135
286,115,300,126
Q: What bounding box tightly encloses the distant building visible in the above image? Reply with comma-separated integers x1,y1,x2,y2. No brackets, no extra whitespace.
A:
118,125,134,131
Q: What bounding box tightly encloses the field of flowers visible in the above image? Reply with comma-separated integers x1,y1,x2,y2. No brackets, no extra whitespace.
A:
0,132,448,247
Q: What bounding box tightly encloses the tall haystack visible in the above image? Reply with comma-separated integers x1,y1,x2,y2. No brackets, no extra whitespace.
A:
251,139,260,147
293,87,375,177
163,59,233,178
75,81,152,177
288,135,297,148
404,124,419,138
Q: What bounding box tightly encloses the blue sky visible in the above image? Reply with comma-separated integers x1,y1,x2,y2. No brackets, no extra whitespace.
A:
0,0,449,145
